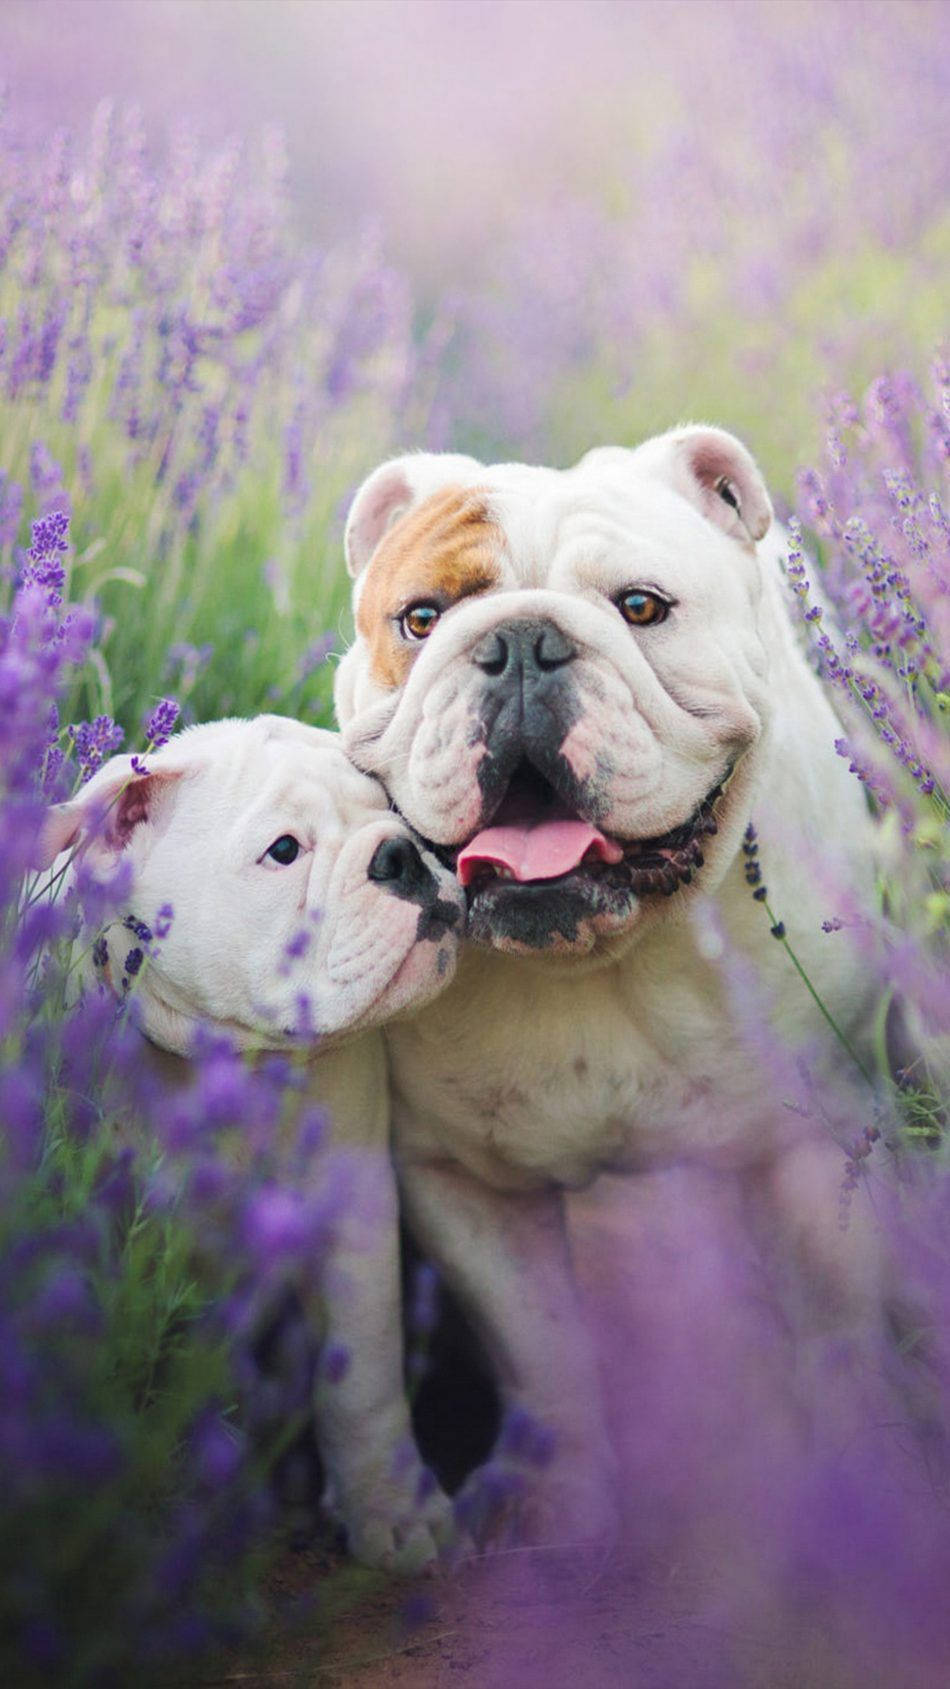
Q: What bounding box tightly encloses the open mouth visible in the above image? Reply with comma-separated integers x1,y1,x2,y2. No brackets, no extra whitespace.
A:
453,759,731,908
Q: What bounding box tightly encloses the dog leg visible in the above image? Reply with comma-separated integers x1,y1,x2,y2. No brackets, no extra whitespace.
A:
303,1044,457,1572
310,1147,459,1571
398,1156,619,1549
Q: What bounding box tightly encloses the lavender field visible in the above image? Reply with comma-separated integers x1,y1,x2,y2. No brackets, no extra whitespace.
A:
1,2,948,1684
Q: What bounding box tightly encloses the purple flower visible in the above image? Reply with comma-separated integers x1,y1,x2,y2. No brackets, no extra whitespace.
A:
189,1411,245,1488
319,1342,350,1384
20,509,69,605
29,1267,103,1335
153,902,174,939
406,1262,441,1339
29,440,64,500
293,632,335,686
497,1405,556,1468
0,472,23,547
241,1188,312,1264
69,714,124,782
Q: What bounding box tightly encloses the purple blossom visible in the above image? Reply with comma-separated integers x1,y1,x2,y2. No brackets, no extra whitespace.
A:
293,632,334,686
189,1411,246,1488
407,1261,441,1339
28,440,63,500
142,695,180,749
0,472,23,547
123,946,144,978
153,902,174,939
496,1405,556,1468
20,509,69,604
319,1342,350,1385
69,714,124,782
277,928,312,980
241,1188,313,1264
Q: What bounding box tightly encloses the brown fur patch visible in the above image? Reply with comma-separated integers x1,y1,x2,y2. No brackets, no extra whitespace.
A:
356,485,501,689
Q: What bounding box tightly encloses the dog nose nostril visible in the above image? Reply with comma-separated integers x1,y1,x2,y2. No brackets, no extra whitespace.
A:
367,835,423,886
471,620,576,680
472,631,510,677
534,625,577,670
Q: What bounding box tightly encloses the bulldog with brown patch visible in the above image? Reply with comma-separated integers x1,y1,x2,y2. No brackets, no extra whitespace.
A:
334,429,891,1543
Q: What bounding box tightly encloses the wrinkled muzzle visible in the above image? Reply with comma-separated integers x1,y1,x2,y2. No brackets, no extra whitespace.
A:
466,616,600,825
342,599,620,851
315,819,465,1033
365,832,463,944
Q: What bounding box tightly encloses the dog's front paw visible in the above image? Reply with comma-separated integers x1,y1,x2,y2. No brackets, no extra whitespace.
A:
329,1452,460,1574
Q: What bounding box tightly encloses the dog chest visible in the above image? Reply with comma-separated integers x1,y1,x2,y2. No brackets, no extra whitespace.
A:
385,955,768,1190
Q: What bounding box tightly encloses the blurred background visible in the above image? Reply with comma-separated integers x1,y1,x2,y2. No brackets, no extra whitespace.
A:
4,0,948,474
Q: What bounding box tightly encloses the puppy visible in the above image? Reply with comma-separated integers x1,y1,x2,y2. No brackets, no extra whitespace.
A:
39,715,465,1570
334,428,900,1541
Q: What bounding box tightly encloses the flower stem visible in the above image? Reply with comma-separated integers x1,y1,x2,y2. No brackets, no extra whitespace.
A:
761,893,876,1088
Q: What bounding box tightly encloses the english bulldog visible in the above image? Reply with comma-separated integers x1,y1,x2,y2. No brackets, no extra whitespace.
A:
334,427,898,1542
38,715,465,1571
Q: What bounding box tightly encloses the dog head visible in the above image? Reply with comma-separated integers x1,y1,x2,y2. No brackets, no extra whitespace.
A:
38,716,464,1053
336,428,781,960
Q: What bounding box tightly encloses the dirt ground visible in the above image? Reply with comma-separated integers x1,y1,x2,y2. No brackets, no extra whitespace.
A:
202,1173,948,1689
207,1537,813,1689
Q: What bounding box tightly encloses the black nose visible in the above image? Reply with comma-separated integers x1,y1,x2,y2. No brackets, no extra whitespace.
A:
368,834,461,940
471,619,577,681
368,835,432,897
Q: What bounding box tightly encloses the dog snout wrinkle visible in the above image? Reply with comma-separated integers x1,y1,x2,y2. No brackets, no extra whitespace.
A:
471,619,577,681
471,630,594,826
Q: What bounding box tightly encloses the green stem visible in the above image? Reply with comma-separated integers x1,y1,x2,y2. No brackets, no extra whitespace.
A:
762,896,876,1089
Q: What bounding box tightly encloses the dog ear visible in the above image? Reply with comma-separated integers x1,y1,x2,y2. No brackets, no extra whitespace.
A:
344,451,485,578
629,426,773,546
37,756,186,871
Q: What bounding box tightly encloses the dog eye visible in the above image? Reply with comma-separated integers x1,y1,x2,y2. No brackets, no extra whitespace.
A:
617,589,670,628
263,834,300,866
399,602,441,641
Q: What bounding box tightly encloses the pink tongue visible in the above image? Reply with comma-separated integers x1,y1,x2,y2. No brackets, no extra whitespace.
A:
458,819,624,886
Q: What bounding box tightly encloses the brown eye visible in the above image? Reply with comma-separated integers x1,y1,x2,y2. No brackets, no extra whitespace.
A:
399,603,441,641
617,589,670,628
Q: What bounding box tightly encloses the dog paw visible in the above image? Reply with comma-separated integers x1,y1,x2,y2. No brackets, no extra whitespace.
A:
330,1460,460,1574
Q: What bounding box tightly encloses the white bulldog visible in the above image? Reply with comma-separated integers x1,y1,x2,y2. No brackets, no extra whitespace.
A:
335,428,897,1542
39,715,465,1571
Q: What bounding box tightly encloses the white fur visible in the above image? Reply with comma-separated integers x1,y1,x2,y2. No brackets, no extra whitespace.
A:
40,716,465,1571
337,430,895,1544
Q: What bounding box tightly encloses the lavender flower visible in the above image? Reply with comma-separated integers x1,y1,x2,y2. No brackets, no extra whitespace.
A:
0,473,23,548
20,510,69,604
153,902,174,939
69,714,125,782
141,696,180,750
28,441,63,501
0,504,352,1685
